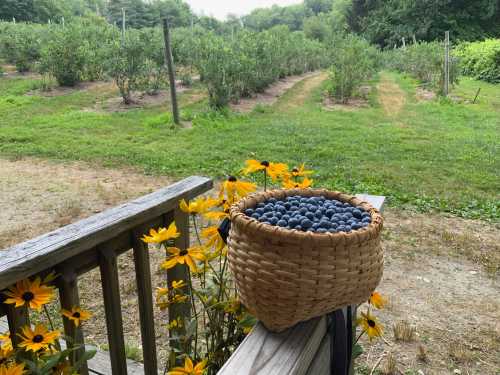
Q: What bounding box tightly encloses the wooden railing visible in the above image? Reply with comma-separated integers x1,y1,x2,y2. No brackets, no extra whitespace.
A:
0,176,213,375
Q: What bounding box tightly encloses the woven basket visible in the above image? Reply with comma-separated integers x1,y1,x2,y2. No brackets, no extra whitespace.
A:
228,188,384,332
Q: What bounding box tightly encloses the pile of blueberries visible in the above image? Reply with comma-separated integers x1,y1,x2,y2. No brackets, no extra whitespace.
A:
244,195,372,233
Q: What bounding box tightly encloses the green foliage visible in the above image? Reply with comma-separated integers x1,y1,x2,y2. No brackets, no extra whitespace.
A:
327,34,379,103
104,29,150,104
197,26,328,108
0,22,44,72
384,42,460,93
455,39,500,83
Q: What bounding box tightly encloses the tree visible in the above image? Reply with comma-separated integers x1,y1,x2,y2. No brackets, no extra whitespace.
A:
304,0,333,15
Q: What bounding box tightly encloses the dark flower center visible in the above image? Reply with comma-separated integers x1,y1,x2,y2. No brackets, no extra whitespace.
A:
260,161,270,167
32,334,44,343
180,250,188,256
22,291,35,302
367,319,376,328
292,168,299,173
228,176,237,182
72,312,81,318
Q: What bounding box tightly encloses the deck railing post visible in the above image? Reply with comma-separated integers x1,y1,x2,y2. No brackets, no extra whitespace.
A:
58,269,89,375
6,304,29,348
132,228,158,375
99,246,128,375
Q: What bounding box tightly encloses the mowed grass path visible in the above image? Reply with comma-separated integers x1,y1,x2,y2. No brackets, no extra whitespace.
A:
0,72,498,220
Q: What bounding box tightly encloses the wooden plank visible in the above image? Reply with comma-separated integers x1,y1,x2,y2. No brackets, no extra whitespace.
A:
0,176,213,290
5,304,29,347
99,247,128,375
132,228,158,375
305,334,329,375
58,269,89,375
218,316,327,375
0,318,144,375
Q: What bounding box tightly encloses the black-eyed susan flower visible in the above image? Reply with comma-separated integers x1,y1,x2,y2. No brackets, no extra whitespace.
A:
167,357,207,375
161,246,206,273
290,163,313,178
0,333,12,353
156,289,188,310
369,292,387,309
283,177,313,189
204,199,230,221
167,318,183,330
243,160,289,181
179,197,218,216
356,311,383,340
171,280,186,290
18,324,60,352
4,278,55,311
219,176,256,202
142,222,180,244
0,363,25,375
61,306,92,327
201,226,227,256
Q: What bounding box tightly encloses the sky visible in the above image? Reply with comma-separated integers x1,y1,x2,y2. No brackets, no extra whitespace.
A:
185,0,303,20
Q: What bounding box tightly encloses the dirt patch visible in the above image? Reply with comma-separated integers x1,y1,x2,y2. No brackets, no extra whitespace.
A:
356,208,500,375
377,73,406,116
322,96,369,112
230,72,320,113
416,87,437,101
1,158,499,372
26,81,116,97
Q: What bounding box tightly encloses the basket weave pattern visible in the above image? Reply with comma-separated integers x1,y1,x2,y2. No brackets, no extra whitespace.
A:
228,188,384,332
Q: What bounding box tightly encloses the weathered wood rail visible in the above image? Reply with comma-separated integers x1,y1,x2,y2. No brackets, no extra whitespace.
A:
0,176,213,375
218,194,385,375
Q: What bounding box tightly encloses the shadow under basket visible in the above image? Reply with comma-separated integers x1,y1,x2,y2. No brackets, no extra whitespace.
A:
228,188,384,332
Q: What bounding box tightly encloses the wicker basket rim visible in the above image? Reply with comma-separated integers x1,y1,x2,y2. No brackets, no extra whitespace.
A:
229,188,383,242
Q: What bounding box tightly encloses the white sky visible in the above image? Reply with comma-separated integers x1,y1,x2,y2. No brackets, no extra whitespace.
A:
185,0,303,20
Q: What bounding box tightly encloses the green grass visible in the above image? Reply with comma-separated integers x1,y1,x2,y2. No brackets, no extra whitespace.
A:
0,72,498,221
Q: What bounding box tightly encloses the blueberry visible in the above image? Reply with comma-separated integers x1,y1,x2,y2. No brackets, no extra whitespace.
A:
294,225,303,231
290,206,299,211
299,207,308,215
288,218,299,227
351,223,361,230
268,198,277,204
326,209,335,217
284,202,292,210
338,220,346,225
251,213,260,219
317,228,328,233
275,212,282,219
343,202,351,208
269,217,278,225
312,223,320,230
282,214,290,221
314,211,323,219
291,200,300,206
300,198,309,203
256,208,265,215
362,217,371,223
337,225,346,232
361,212,370,218
286,196,295,202
257,202,266,208
277,219,287,227
328,228,337,233
308,204,317,211
278,206,287,214
264,211,274,218
245,208,254,216
263,205,273,213
344,225,352,232
305,212,315,220
330,222,338,229
352,209,362,219
301,219,313,229
319,220,331,229
335,201,343,207
342,214,351,221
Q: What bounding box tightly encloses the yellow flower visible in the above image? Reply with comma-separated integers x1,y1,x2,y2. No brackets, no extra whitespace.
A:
242,160,289,181
180,197,217,216
369,292,387,309
357,312,383,340
0,363,25,375
142,222,180,244
224,299,241,314
201,226,226,256
204,199,230,221
290,163,313,177
282,177,313,189
219,176,256,202
161,246,206,273
18,324,60,352
157,293,188,311
168,357,207,375
0,333,12,353
61,306,92,327
167,318,183,330
4,277,55,311
172,280,186,290
52,361,71,375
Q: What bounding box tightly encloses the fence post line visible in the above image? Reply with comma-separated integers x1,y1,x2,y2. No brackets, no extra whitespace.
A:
5,305,29,348
121,8,126,42
444,31,450,97
162,18,181,126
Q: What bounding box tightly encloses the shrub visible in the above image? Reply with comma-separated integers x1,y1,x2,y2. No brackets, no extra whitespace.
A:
327,34,379,103
104,30,148,104
0,22,43,72
455,39,500,83
384,42,460,93
40,23,88,86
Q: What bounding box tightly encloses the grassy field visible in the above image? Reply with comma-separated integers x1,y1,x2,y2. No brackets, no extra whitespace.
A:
0,71,498,220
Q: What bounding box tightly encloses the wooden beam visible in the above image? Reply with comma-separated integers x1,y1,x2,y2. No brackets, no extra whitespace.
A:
0,176,213,290
218,317,327,375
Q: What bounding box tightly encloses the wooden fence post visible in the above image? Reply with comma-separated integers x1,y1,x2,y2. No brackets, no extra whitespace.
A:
121,8,126,42
444,31,450,97
162,18,180,126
